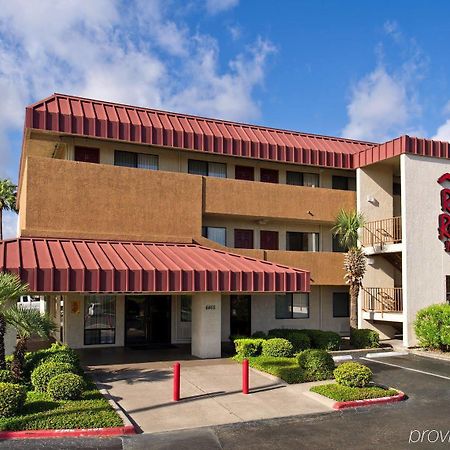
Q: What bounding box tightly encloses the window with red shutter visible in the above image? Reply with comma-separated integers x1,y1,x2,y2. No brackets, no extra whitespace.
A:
260,230,279,250
74,146,100,164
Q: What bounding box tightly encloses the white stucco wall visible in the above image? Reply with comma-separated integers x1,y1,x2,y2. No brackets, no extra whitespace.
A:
401,154,450,346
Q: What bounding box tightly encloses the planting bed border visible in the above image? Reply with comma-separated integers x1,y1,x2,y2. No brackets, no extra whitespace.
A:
332,389,406,410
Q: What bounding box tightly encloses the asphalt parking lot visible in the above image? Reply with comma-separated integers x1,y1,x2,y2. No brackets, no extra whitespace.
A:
2,353,450,450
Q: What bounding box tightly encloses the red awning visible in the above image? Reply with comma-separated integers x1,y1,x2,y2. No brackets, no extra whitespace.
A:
0,238,310,294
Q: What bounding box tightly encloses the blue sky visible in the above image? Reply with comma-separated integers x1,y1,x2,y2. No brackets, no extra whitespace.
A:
1,0,450,236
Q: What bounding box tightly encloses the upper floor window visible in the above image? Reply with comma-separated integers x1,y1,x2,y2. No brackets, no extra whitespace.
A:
286,171,319,188
260,230,279,250
202,226,226,246
115,150,159,170
235,165,255,181
332,176,356,191
332,234,349,253
188,159,226,178
393,182,401,196
260,168,279,183
275,293,309,319
286,232,319,252
234,229,254,249
75,146,100,164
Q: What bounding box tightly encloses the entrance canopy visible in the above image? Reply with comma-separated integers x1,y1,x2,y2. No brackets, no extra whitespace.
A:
0,238,310,294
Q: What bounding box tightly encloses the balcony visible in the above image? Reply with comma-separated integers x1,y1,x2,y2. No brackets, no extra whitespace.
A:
203,177,356,223
362,287,403,313
361,217,402,248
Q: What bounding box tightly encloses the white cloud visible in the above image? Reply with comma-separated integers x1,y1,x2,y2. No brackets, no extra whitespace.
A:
432,120,450,142
205,0,239,15
342,22,425,142
0,0,273,179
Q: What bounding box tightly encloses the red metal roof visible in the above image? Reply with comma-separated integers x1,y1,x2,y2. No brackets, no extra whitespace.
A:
25,94,374,169
0,238,309,294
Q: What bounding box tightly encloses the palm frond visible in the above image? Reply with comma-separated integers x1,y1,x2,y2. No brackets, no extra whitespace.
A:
0,179,17,211
4,306,57,339
332,209,365,249
0,273,28,307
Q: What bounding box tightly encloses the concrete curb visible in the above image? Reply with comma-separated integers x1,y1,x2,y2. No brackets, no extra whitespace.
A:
364,351,409,359
332,390,406,410
409,349,450,362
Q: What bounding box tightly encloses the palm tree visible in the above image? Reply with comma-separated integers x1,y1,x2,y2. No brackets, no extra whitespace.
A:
0,273,28,369
332,210,366,330
0,179,17,240
5,307,57,380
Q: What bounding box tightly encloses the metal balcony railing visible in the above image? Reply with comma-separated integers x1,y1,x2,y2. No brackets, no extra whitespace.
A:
362,287,403,313
361,217,402,247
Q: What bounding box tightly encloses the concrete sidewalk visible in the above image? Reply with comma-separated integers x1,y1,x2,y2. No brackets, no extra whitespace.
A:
89,357,331,433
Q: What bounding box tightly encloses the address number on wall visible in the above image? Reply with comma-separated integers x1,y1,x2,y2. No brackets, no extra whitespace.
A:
205,305,216,310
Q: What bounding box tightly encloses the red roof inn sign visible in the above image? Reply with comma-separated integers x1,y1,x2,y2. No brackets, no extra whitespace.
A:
438,173,450,251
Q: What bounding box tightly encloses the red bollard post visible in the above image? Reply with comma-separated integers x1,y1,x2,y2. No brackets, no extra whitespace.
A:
242,359,249,394
173,362,180,401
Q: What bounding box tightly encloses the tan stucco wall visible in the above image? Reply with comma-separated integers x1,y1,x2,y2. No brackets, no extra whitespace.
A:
204,176,356,223
21,156,203,242
401,154,450,346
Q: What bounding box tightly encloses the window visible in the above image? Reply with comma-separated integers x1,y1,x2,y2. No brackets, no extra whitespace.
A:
260,230,279,250
202,226,227,246
446,276,450,303
180,296,192,322
84,295,116,345
276,293,309,319
332,234,348,253
303,173,319,187
332,176,356,191
188,159,226,178
234,229,254,249
393,182,401,196
74,146,100,164
260,168,279,183
286,232,319,251
114,150,158,170
235,165,255,181
333,292,350,317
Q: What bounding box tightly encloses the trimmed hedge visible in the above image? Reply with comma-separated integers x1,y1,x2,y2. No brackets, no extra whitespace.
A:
248,356,304,384
47,373,84,400
350,329,380,349
31,362,77,392
311,383,398,402
414,303,450,351
251,331,267,339
262,338,294,358
267,329,310,352
0,370,14,384
301,329,341,351
234,339,264,358
297,349,335,381
334,362,372,388
0,383,26,417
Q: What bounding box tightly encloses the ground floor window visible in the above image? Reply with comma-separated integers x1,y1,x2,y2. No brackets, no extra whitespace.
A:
275,293,309,319
180,295,192,322
333,292,350,317
84,295,116,345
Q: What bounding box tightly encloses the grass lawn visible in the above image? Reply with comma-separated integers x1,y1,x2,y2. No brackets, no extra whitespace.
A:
234,355,304,383
310,383,399,402
0,386,123,431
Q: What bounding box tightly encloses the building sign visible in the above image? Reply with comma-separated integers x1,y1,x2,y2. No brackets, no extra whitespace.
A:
438,173,450,251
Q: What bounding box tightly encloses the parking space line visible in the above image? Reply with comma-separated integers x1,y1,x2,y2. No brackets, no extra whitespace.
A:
361,357,450,381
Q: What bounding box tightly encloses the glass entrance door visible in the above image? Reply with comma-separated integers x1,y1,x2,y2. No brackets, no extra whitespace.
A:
230,295,251,337
125,296,171,345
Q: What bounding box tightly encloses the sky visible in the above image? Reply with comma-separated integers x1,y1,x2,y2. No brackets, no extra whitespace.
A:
1,0,450,237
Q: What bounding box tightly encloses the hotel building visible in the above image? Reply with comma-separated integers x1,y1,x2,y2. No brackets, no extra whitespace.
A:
1,93,449,355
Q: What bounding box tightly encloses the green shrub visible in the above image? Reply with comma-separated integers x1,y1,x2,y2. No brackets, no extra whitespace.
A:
350,329,380,349
301,329,341,350
267,329,311,352
261,338,293,358
0,370,14,384
31,362,77,392
248,356,304,383
39,351,80,369
311,383,398,402
414,303,450,351
234,339,264,358
47,373,84,400
334,362,372,388
251,331,267,339
297,349,335,381
0,383,26,417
